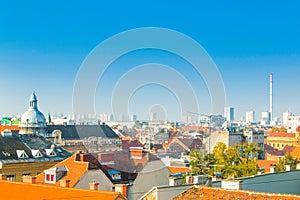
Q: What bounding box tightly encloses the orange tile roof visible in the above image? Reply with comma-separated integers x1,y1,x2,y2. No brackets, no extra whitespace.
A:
172,185,300,200
268,132,295,137
290,147,300,159
0,180,126,200
256,160,277,172
0,125,19,132
36,154,89,187
168,166,192,174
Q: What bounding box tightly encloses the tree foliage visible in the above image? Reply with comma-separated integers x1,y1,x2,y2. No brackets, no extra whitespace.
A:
190,142,261,179
271,126,287,133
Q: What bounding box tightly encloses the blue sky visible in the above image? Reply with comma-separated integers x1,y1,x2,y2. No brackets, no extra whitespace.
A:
0,1,300,121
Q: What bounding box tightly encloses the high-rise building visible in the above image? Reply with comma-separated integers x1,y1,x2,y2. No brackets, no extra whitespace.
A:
130,114,137,122
246,111,255,123
282,111,291,127
261,111,270,125
224,107,234,121
270,73,273,121
182,115,192,124
150,112,157,121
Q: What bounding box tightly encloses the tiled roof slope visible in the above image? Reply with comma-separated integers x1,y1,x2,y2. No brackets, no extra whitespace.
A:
168,166,191,174
0,180,126,200
36,154,89,187
172,185,300,200
0,125,19,132
0,135,71,163
268,132,295,137
47,125,120,140
256,160,277,172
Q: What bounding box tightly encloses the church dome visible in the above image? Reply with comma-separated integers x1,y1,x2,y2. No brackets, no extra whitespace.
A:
21,109,46,125
19,92,46,134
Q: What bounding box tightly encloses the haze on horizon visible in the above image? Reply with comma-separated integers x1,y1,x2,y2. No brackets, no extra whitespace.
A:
1,1,300,121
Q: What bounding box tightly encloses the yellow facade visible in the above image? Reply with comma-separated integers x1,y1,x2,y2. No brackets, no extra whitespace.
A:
0,161,60,182
267,132,300,150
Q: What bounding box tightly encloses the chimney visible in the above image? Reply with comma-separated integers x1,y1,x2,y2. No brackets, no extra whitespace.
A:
0,174,6,180
22,176,36,184
285,164,291,172
270,164,276,173
89,181,99,190
60,179,70,188
221,180,242,190
115,184,128,197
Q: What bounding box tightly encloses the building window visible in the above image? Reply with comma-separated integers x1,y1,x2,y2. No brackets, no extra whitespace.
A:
51,174,54,182
22,173,30,177
46,174,50,181
6,175,16,181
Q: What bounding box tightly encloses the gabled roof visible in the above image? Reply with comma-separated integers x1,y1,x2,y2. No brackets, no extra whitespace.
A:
171,185,300,200
36,154,89,188
122,139,143,150
0,180,126,200
47,125,120,140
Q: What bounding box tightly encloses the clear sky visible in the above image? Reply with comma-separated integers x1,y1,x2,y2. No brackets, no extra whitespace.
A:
1,1,300,121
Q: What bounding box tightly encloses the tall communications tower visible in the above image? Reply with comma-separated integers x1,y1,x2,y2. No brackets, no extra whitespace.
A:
270,73,273,121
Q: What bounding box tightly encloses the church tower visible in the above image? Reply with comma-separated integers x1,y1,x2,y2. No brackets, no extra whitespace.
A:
19,92,47,135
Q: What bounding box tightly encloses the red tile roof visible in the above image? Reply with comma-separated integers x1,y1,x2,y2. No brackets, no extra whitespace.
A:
122,139,143,150
36,154,89,187
296,126,300,132
168,166,191,174
268,132,295,137
0,125,19,132
172,185,300,200
256,160,277,172
0,180,126,200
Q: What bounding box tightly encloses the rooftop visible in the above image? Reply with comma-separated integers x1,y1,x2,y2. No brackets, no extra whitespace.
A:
268,132,296,138
168,166,191,174
36,154,89,187
171,185,300,200
0,180,126,200
47,125,120,140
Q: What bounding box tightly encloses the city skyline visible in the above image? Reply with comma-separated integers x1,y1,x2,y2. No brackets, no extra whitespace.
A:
1,1,300,120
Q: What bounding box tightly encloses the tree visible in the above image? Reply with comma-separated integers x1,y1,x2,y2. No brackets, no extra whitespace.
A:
212,142,227,164
271,126,287,133
226,145,242,165
276,152,297,172
190,149,205,174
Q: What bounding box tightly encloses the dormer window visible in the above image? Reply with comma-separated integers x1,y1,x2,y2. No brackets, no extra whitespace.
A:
44,166,68,184
31,150,43,158
2,151,11,157
16,150,28,159
45,149,57,156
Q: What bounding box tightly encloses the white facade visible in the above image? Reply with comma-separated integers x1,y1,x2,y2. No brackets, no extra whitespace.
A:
182,115,192,124
286,115,300,133
224,107,234,121
130,114,137,122
246,111,255,123
261,111,270,125
282,111,291,127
